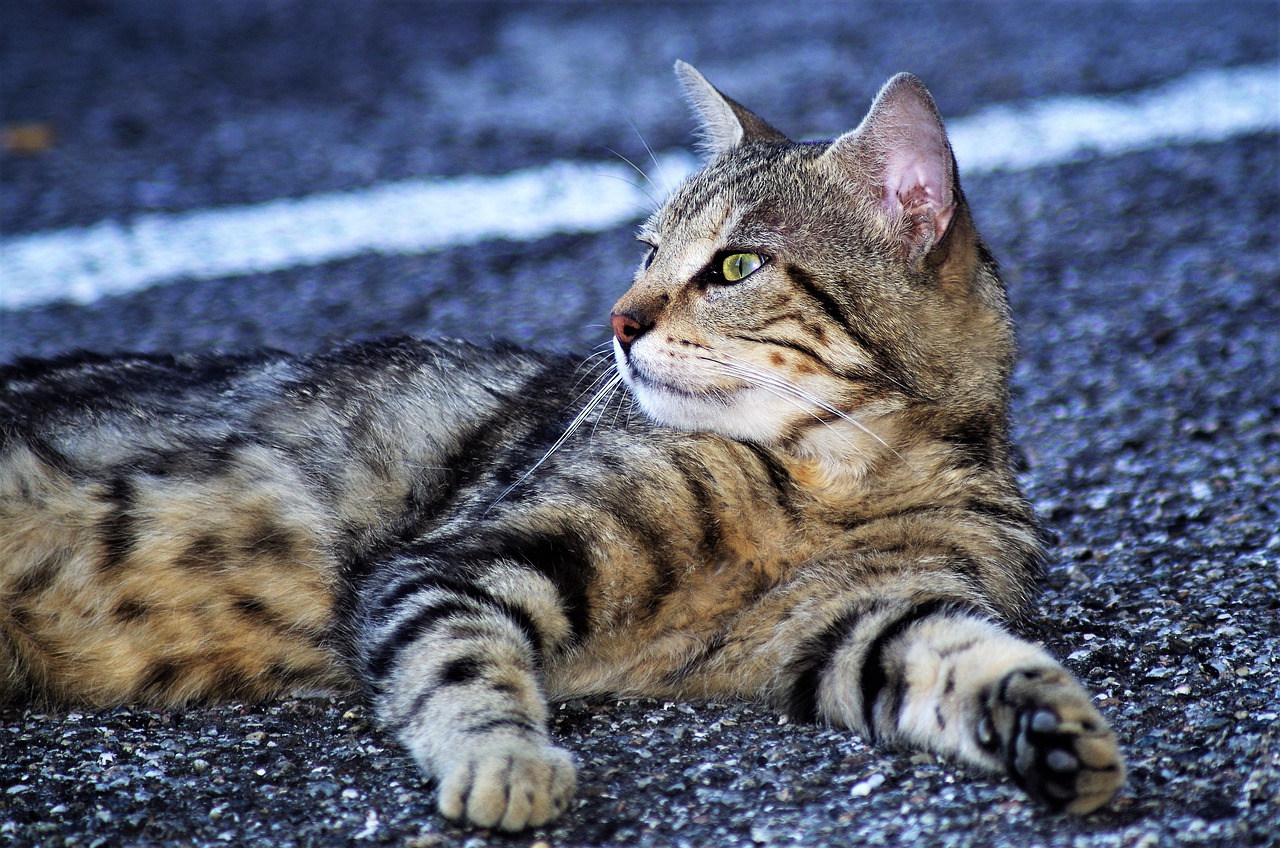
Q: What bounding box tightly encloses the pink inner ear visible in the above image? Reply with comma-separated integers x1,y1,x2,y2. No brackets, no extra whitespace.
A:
822,73,959,254
882,143,955,245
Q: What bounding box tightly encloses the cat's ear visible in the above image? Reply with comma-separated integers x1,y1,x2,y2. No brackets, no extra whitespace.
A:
675,60,789,159
822,73,957,263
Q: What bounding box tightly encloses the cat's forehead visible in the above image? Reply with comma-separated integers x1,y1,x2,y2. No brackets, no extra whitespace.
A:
645,143,830,247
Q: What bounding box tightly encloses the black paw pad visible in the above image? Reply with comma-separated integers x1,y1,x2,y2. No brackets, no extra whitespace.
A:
1008,706,1084,811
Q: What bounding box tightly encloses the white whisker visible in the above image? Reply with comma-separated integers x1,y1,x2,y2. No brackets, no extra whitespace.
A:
604,146,656,194
569,349,618,395
596,171,658,214
626,118,671,195
708,353,910,466
708,359,863,449
608,380,636,432
599,152,658,209
486,370,626,512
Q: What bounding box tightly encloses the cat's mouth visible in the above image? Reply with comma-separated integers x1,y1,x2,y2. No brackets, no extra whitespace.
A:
624,359,737,404
615,349,790,441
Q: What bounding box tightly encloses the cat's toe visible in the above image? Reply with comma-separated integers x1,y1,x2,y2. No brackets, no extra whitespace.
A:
437,737,577,831
988,667,1125,814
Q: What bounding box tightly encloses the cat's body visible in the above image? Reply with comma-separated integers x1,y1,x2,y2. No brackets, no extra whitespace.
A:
0,63,1123,830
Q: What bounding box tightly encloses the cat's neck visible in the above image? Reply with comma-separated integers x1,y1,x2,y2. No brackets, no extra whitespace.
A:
774,413,909,499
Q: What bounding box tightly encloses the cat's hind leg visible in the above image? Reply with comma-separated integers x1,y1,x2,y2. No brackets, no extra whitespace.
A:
351,548,580,831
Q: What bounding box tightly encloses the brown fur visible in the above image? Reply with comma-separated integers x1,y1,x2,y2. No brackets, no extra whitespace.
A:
0,64,1123,830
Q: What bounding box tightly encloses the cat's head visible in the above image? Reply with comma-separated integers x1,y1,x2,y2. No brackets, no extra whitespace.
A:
611,62,1014,467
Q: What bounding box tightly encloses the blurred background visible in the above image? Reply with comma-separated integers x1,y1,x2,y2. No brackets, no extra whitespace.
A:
2,0,1275,359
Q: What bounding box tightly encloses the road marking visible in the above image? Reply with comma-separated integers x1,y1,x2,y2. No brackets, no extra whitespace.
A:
2,62,1276,310
946,63,1279,171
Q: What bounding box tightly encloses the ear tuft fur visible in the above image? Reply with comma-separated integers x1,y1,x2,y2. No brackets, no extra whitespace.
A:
675,60,789,159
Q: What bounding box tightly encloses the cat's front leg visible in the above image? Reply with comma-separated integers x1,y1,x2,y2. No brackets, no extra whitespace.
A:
353,554,579,830
808,600,1125,813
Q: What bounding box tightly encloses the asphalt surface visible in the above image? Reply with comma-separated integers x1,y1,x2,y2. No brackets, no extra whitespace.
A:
2,2,1278,846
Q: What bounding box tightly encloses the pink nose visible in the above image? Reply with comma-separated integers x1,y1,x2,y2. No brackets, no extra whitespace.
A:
610,312,646,345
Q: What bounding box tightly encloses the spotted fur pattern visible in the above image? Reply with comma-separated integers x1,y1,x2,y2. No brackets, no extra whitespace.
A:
0,64,1123,829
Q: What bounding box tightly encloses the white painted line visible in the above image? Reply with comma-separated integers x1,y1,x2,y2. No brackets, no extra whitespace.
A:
1,63,1276,311
0,154,697,310
946,63,1280,172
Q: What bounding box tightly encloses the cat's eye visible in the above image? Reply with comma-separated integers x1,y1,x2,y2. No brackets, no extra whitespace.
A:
640,241,657,270
721,252,764,282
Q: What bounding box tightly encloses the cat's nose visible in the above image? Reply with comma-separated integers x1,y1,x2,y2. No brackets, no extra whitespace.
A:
610,312,651,350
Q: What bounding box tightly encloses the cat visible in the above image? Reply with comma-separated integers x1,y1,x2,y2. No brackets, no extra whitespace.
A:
0,61,1124,831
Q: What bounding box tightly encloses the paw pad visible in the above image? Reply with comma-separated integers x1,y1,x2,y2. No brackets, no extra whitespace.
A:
984,666,1125,814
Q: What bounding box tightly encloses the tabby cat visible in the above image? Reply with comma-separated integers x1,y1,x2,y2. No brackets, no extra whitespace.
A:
0,62,1124,830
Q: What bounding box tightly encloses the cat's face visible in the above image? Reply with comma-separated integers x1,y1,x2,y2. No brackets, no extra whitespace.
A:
611,64,1014,459
612,146,894,445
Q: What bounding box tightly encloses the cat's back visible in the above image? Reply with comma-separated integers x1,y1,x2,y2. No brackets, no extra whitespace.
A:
1,339,562,449
0,337,587,706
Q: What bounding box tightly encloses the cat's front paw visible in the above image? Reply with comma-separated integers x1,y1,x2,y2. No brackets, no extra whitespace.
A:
436,734,577,831
977,666,1124,814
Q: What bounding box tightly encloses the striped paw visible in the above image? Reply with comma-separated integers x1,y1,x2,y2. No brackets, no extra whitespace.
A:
977,666,1125,813
436,734,577,831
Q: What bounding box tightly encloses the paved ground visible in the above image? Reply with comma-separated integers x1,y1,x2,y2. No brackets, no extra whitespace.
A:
1,2,1278,846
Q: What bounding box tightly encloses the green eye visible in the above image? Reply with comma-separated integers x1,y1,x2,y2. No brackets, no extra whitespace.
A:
722,252,764,282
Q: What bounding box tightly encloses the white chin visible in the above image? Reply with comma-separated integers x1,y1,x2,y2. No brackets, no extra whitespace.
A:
614,347,789,443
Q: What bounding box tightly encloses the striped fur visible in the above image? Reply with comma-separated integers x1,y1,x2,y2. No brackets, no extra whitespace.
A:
0,65,1123,829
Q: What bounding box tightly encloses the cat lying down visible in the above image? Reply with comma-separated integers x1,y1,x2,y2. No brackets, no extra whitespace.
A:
0,62,1123,830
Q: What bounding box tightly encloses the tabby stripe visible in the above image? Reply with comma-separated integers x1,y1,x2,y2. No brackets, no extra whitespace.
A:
438,655,486,687
14,435,74,475
724,332,834,375
366,599,476,681
742,442,792,500
786,600,884,723
230,593,296,633
787,264,921,398
457,529,593,643
483,362,597,503
857,502,1028,533
267,660,330,690
112,598,151,623
664,631,730,687
623,505,683,618
96,476,137,573
786,264,849,330
668,451,724,564
487,599,548,667
841,322,919,399
859,599,981,739
965,498,1034,529
11,552,63,597
138,659,184,697
671,157,770,216
739,443,804,526
212,666,267,701
338,413,508,594
463,716,544,737
940,416,999,467
368,592,546,693
368,566,497,626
